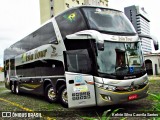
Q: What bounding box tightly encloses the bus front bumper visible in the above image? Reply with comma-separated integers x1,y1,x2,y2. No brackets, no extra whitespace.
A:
95,83,149,106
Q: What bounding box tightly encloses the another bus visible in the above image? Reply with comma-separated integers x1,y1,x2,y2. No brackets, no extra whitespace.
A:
4,6,153,108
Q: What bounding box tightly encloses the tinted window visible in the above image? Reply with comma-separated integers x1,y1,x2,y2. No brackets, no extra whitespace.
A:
56,9,87,39
16,60,64,77
66,49,92,74
82,7,136,34
16,63,35,77
31,23,57,49
10,59,15,76
7,22,57,59
35,60,64,76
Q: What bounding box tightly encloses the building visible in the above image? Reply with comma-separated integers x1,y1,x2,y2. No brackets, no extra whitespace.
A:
39,0,108,24
144,53,160,75
124,5,152,54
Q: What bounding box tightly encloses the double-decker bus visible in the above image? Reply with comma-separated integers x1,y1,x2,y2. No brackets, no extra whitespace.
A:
4,6,151,108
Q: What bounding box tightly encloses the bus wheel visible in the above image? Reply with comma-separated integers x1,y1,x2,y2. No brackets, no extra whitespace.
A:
45,84,57,103
58,85,68,108
11,83,15,93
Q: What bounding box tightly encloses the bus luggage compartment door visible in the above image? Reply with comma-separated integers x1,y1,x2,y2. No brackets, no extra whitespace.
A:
65,72,96,108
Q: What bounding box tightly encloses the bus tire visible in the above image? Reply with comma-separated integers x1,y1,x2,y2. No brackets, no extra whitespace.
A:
45,84,57,103
11,83,15,93
58,85,68,108
15,83,20,95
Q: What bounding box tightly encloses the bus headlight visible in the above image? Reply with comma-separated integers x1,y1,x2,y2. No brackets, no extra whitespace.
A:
96,83,104,88
96,83,116,92
106,85,116,91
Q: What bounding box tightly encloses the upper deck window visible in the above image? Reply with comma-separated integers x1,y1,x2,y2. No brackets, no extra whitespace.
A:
82,7,136,34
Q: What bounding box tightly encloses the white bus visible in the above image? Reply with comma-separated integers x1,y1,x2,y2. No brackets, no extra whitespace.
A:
4,6,154,108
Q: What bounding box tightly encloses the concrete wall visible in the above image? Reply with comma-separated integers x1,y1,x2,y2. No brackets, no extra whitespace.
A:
40,0,108,24
40,0,51,24
144,54,160,75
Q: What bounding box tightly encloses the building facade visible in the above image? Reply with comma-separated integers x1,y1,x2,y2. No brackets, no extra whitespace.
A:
39,0,108,24
124,5,152,54
144,53,160,75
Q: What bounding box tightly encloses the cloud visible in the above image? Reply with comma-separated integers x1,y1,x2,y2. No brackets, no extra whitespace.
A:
0,0,40,66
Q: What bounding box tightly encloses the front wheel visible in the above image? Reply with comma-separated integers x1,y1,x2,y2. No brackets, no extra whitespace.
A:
58,85,68,108
45,84,57,103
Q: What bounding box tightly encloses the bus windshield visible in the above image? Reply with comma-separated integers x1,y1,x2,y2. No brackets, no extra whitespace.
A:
82,7,136,34
97,41,145,79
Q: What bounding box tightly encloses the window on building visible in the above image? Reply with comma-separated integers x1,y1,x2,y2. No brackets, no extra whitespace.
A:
66,3,69,8
76,0,79,4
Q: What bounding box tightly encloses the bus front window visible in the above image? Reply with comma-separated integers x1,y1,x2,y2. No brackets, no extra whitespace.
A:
97,41,146,79
82,7,136,34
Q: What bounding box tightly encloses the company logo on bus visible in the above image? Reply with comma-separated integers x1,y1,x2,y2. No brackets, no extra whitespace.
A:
51,45,58,57
111,36,133,42
21,49,47,63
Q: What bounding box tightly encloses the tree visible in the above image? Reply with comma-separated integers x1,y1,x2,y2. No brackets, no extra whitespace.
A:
0,67,4,72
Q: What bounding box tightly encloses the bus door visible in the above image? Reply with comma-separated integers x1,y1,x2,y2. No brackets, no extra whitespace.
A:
64,49,96,108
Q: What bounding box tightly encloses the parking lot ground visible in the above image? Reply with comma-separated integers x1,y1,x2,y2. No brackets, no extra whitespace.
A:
0,77,159,120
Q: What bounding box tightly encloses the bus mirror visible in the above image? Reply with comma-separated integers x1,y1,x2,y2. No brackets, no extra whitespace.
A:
97,42,104,51
139,34,159,51
153,38,159,50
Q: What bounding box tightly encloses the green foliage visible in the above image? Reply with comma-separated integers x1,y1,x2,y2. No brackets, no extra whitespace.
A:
80,108,125,120
149,93,160,111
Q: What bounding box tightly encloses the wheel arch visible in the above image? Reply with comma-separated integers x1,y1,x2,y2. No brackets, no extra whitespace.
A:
56,79,66,91
43,79,53,93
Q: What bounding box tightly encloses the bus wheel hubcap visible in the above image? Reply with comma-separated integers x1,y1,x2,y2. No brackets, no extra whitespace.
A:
48,88,56,100
62,89,68,103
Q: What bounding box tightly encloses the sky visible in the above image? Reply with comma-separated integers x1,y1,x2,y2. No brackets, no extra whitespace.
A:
0,0,159,67
109,0,160,40
0,0,40,66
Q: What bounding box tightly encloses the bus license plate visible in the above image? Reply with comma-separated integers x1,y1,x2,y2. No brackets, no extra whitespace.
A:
128,94,138,100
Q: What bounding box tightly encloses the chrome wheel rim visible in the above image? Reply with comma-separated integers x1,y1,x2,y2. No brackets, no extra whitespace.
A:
48,88,56,100
62,89,68,103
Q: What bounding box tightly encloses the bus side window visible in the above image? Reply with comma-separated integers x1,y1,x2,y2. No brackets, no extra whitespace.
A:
16,65,24,77
34,60,64,76
55,9,87,39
